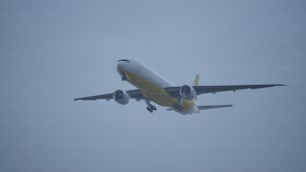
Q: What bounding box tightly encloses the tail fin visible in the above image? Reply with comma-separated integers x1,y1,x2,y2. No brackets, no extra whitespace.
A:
194,74,200,86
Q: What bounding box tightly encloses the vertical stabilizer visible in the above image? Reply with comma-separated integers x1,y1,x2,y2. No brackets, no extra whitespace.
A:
194,74,200,86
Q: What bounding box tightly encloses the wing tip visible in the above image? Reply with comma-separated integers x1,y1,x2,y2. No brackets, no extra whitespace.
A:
222,105,233,108
251,84,286,89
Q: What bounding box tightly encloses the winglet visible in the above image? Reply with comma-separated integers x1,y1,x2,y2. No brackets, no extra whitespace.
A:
194,74,200,86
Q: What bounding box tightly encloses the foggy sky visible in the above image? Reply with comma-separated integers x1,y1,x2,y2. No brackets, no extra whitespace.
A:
1,0,306,172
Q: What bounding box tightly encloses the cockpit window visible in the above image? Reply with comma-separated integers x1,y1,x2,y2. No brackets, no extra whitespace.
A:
118,59,130,63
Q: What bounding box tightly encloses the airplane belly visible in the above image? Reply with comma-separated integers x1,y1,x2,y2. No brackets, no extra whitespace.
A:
124,71,176,106
144,93,175,107
124,71,196,113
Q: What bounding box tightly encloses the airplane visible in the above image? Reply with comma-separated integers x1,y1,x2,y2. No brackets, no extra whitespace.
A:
74,58,285,115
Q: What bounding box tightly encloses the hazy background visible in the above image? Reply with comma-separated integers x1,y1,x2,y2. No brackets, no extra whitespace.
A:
1,0,305,171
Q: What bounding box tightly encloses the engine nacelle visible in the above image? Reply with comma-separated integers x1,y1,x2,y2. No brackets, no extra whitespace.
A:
113,90,130,105
179,85,196,100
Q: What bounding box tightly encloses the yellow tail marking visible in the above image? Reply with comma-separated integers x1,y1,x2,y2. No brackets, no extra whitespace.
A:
194,74,200,86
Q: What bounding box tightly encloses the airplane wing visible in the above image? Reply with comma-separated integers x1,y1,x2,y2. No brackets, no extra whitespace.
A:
75,84,284,101
165,84,285,97
74,89,145,101
166,105,233,111
198,105,233,110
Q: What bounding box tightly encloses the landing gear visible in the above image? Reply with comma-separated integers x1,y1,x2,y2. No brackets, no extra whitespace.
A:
122,75,127,81
121,72,127,81
146,105,157,113
145,99,157,113
146,105,156,113
173,97,183,111
173,103,183,111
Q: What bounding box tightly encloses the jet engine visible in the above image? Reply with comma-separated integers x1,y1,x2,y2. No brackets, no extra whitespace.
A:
179,85,196,100
113,90,130,105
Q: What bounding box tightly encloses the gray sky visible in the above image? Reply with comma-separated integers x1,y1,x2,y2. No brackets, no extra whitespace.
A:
1,0,305,171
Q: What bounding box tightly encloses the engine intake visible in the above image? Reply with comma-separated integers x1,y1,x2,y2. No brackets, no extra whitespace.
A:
113,90,130,105
179,85,196,100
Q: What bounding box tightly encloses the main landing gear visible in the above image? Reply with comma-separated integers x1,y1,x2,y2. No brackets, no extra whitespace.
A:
145,99,157,113
173,97,183,111
173,103,183,111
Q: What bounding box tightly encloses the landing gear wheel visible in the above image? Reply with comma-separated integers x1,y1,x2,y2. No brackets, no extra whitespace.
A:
149,105,157,111
145,99,157,113
173,103,183,111
146,107,153,113
121,72,127,81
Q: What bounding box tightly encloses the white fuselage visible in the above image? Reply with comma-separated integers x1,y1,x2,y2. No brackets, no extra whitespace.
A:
117,58,199,114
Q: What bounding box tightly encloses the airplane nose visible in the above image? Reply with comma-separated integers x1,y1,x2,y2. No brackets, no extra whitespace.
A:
117,59,131,73
117,60,129,80
117,61,125,73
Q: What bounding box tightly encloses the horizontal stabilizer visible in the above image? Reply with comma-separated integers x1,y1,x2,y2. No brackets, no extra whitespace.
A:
198,105,233,110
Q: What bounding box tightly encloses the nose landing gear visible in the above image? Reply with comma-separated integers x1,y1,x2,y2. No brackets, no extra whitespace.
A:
121,72,127,81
